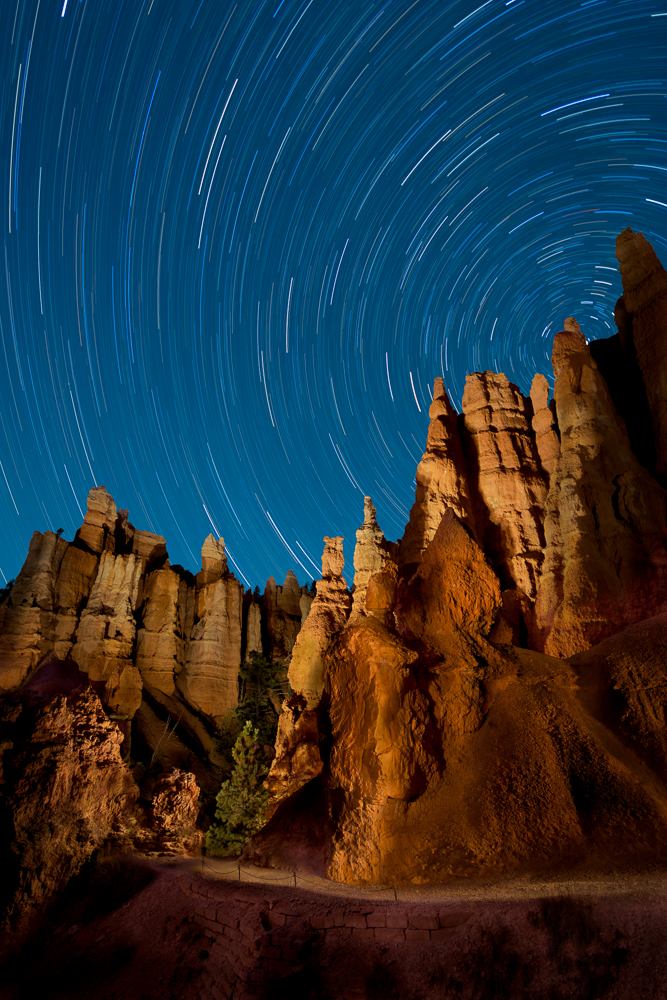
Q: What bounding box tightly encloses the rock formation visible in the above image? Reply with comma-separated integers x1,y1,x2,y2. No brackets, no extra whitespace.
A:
142,768,203,854
245,230,667,884
533,319,667,657
6,227,667,889
181,537,243,719
462,370,548,599
262,537,351,814
263,570,312,662
349,497,392,620
398,377,474,569
244,599,262,660
0,489,313,780
615,227,667,478
0,678,139,930
530,373,560,477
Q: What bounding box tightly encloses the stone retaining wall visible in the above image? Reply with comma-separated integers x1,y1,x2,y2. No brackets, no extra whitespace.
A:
179,872,474,999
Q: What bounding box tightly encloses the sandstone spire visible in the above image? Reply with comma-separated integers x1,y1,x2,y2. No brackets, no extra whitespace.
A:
200,534,227,577
530,374,560,476
462,371,548,599
287,537,351,707
264,570,310,661
262,537,352,812
77,485,117,553
399,377,474,569
350,497,391,620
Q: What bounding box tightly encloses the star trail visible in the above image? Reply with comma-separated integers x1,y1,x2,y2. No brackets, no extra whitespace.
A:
1,0,666,587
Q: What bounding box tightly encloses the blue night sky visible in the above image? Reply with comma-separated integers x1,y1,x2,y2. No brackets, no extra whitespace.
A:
1,0,666,588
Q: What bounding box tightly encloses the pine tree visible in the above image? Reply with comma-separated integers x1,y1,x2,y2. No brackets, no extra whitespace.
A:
205,721,270,856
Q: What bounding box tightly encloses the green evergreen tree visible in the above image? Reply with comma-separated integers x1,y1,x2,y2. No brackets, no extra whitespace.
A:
205,721,270,856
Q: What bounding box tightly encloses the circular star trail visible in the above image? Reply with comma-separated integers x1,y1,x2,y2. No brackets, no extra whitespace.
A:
1,0,666,586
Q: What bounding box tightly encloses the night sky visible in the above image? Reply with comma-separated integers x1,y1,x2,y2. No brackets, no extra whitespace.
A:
1,0,666,588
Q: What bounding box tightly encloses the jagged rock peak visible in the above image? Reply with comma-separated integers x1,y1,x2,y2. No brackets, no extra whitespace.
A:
78,485,117,553
282,569,301,592
563,316,582,335
201,533,227,570
361,495,379,530
399,377,474,568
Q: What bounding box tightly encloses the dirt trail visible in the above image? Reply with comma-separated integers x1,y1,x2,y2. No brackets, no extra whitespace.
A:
166,852,667,903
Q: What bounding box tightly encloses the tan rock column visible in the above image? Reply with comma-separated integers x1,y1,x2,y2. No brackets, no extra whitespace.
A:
136,566,184,695
530,374,560,477
350,497,391,620
264,570,307,661
180,536,243,720
70,550,144,717
462,371,548,599
76,485,117,553
244,600,262,660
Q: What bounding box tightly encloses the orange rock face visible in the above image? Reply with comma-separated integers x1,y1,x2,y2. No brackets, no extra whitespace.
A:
533,321,667,657
322,619,667,883
395,509,501,651
462,371,548,599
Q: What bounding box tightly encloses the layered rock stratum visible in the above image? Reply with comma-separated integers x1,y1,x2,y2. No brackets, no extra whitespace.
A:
4,226,667,895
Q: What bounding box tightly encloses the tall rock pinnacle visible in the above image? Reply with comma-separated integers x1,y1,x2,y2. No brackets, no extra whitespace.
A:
350,497,391,620
399,377,474,570
462,371,548,599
